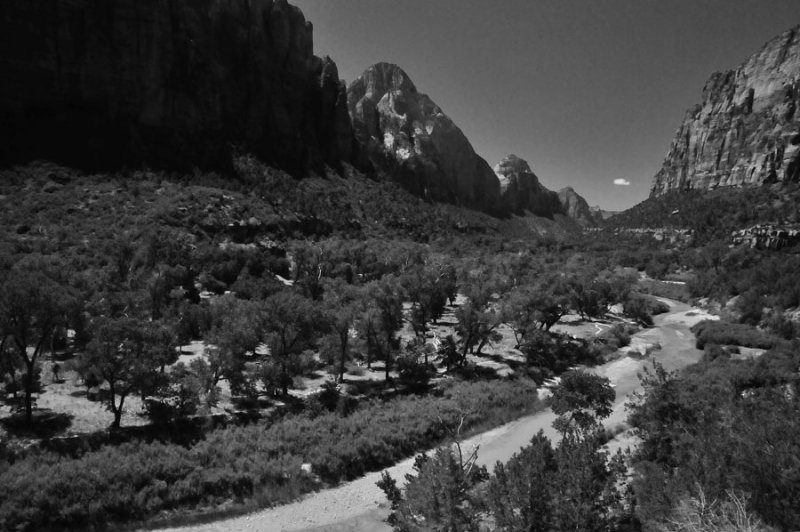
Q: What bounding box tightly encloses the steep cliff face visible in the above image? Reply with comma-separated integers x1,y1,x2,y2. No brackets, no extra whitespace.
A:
557,186,598,226
493,155,563,218
651,25,800,196
0,0,355,173
347,63,502,214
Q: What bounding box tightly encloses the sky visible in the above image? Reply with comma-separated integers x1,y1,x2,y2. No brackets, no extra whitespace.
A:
293,0,799,211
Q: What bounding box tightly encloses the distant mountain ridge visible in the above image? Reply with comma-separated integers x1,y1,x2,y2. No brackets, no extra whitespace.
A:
0,1,602,226
651,25,800,196
347,63,597,221
494,154,562,218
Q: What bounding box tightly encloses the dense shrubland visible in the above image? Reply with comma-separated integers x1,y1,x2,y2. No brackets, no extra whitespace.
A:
0,379,540,531
628,345,800,531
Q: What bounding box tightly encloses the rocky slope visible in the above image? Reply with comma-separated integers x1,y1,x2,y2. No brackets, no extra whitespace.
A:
347,63,502,214
493,154,563,218
651,25,800,196
0,0,355,174
557,186,598,226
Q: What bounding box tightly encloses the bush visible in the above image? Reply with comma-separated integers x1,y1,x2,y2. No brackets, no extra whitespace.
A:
0,379,540,531
692,320,781,350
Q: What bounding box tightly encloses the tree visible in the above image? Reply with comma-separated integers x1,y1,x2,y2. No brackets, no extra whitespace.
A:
0,268,75,424
402,262,453,338
487,373,625,532
204,295,260,396
501,286,542,348
454,268,503,362
531,277,573,332
77,317,174,428
258,290,320,396
358,277,404,382
321,280,362,383
454,300,501,361
487,432,557,531
378,416,488,531
550,370,615,435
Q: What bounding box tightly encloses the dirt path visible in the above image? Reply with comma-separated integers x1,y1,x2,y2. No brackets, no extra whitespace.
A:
154,298,709,532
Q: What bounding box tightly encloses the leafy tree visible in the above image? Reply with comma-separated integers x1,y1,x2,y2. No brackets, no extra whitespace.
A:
203,295,260,396
258,290,320,396
321,280,362,383
488,372,624,531
454,300,501,361
77,317,175,428
454,268,503,361
402,262,454,338
437,334,461,372
0,268,76,423
501,286,540,348
487,432,557,531
550,370,615,435
358,277,404,382
530,276,573,331
378,416,488,531
623,294,654,326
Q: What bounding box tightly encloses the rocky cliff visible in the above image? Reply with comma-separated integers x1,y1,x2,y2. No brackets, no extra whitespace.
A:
493,155,563,218
347,63,502,214
557,186,598,226
651,25,800,196
0,0,355,174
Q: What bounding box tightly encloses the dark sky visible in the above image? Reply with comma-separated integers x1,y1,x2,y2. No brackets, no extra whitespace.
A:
293,0,799,211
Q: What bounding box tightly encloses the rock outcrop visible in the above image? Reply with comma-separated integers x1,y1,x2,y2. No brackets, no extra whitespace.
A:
651,25,800,196
493,155,563,217
557,186,598,226
0,0,356,174
347,63,502,213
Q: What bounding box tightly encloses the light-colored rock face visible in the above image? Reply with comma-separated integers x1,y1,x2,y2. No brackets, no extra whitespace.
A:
651,25,800,197
0,0,355,173
493,155,563,217
347,63,502,213
557,186,598,226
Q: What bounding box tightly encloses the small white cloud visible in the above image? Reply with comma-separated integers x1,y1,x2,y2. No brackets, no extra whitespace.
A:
613,178,631,186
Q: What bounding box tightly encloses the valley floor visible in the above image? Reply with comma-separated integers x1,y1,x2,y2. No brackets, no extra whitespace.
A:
152,297,711,532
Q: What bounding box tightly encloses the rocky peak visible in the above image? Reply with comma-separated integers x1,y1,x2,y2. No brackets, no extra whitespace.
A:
493,155,563,217
0,0,356,174
651,25,800,196
347,63,502,214
557,187,598,226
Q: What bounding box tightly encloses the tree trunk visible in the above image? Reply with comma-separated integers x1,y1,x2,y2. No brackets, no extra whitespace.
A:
23,360,34,424
339,336,347,383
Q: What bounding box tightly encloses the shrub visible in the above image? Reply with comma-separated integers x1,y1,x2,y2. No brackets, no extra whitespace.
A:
692,320,780,350
0,379,540,531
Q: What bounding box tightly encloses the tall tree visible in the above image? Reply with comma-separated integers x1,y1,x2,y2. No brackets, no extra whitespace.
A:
358,277,404,382
1,268,75,424
77,317,174,428
258,290,320,396
321,280,362,383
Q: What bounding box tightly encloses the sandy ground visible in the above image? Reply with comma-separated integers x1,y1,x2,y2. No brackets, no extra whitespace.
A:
153,297,708,532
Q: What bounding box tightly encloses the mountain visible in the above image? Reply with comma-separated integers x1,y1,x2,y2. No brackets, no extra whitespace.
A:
590,206,618,221
557,186,599,226
0,0,356,174
651,25,800,196
347,63,502,214
493,155,563,218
